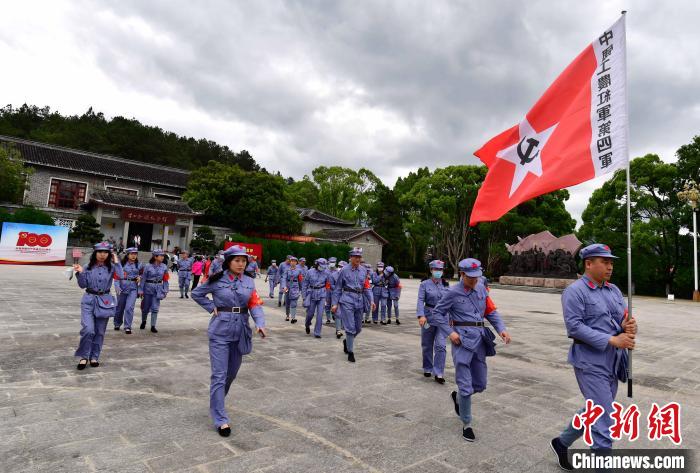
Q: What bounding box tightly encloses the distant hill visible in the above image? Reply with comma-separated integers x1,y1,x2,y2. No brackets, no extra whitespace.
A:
0,104,264,173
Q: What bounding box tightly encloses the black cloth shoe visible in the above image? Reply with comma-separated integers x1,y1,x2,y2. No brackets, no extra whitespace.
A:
77,359,88,370
114,326,120,331
380,321,386,325
343,339,348,354
180,295,184,299
151,326,158,333
305,325,310,334
278,301,281,307
291,319,297,324
314,335,321,339
140,321,146,329
424,372,432,378
347,352,355,363
285,316,290,321
387,319,392,324
451,391,460,416
395,319,401,325
336,331,343,339
373,321,378,324
89,360,100,368
435,376,445,384
218,426,231,437
185,294,189,299
125,328,132,334
462,426,475,442
550,437,574,471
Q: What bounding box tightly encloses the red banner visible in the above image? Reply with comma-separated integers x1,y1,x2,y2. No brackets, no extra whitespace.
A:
224,241,263,261
246,232,316,243
121,209,176,225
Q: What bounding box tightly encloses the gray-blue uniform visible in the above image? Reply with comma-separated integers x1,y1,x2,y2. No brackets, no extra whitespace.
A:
281,257,303,321
138,250,170,330
371,263,386,322
417,260,450,378
299,258,308,279
245,259,259,277
209,252,224,276
325,257,338,322
433,258,506,434
177,254,194,297
75,242,123,362
191,245,266,430
331,248,373,360
384,266,401,323
556,244,629,452
303,258,330,337
361,263,373,322
276,257,291,307
266,261,279,298
329,261,345,336
114,247,140,331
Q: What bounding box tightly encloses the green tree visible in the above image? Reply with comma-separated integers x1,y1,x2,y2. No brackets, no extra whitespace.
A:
675,135,700,185
0,144,32,203
400,165,486,274
394,167,432,270
69,214,104,245
285,175,319,208
366,183,407,266
578,154,693,297
190,225,218,254
184,162,302,234
311,166,381,223
0,104,265,172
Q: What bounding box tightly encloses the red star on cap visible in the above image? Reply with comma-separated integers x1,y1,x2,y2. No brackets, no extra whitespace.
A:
603,245,610,251
471,262,478,268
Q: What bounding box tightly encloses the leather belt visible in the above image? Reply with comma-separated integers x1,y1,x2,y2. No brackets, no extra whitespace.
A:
146,279,163,283
449,320,485,327
424,303,435,308
343,287,363,294
311,285,326,289
85,289,107,295
216,306,247,313
126,277,139,281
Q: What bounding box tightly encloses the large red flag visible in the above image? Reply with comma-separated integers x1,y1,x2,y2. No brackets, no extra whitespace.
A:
470,16,628,226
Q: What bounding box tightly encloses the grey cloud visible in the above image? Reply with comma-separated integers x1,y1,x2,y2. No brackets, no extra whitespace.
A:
63,0,700,222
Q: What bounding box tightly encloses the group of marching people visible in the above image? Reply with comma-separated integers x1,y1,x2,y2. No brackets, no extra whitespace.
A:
73,244,171,366
71,239,635,464
265,254,404,339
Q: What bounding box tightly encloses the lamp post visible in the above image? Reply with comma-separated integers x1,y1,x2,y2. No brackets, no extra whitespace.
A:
678,181,700,302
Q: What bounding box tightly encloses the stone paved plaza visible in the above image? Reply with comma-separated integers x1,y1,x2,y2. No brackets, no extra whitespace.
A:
0,265,697,472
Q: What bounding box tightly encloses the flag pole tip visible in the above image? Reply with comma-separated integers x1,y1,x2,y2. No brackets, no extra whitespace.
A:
621,10,627,15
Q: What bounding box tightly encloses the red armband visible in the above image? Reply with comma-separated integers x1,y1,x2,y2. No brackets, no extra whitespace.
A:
364,278,371,289
248,289,264,308
484,296,497,316
163,272,170,282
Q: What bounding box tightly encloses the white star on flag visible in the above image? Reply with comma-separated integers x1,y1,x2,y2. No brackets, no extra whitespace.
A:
496,119,557,197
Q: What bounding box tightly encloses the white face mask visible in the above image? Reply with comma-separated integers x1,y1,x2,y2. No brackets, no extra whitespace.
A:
432,270,443,279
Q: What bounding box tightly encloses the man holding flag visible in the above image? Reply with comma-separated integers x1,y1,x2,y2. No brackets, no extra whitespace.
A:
468,13,638,466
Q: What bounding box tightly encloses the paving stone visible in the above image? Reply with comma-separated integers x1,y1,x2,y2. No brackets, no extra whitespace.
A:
0,265,697,472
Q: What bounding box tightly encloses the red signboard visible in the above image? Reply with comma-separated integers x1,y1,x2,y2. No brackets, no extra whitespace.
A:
224,241,263,262
247,232,316,243
121,209,176,225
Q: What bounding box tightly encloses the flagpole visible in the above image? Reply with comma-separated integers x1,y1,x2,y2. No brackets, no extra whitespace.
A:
621,10,633,398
